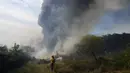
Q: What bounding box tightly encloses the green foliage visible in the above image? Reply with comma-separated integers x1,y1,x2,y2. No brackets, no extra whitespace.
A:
74,33,130,57
74,35,104,56
7,56,130,73
9,63,50,73
2,33,130,73
103,33,130,52
112,45,130,69
9,60,102,73
0,43,31,73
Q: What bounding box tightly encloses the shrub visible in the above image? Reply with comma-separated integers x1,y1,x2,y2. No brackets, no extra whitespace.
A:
0,43,31,73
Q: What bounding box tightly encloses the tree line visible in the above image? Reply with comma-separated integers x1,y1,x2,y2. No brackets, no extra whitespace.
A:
73,33,130,58
1,33,130,72
0,43,33,73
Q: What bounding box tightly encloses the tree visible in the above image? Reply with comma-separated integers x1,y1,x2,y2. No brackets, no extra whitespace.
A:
0,45,8,54
113,46,130,68
0,43,31,73
19,46,35,55
74,35,104,57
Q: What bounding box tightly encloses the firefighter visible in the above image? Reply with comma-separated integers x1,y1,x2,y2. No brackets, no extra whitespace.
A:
50,55,55,72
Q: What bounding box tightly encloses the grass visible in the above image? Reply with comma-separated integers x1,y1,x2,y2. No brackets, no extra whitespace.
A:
9,63,51,73
8,60,102,73
8,59,130,73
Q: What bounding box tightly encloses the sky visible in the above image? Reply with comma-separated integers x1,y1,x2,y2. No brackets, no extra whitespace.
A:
91,4,130,35
0,0,130,46
0,0,43,46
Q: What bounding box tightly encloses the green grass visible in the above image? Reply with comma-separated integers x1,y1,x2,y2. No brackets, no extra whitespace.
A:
8,60,98,73
9,63,51,73
8,60,130,73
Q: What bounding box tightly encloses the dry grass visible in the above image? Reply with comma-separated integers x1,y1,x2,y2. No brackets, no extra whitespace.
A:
8,60,130,73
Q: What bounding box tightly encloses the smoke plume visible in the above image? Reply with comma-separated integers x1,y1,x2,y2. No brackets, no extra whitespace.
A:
38,0,129,54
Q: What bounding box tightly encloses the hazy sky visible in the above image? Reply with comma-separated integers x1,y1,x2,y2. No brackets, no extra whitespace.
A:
0,0,130,46
91,5,130,35
0,0,43,46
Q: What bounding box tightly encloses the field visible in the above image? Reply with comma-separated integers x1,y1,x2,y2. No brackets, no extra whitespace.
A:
9,59,130,73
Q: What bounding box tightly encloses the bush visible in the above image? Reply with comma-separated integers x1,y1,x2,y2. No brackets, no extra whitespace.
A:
113,46,130,69
0,43,31,73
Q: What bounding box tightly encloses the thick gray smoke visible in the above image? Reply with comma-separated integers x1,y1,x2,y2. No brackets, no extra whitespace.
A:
38,0,129,54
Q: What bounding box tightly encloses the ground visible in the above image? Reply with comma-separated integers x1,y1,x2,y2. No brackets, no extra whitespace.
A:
8,59,130,73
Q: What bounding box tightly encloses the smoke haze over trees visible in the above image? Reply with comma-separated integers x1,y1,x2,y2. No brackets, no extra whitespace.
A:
1,0,130,73
1,33,130,73
73,33,130,58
